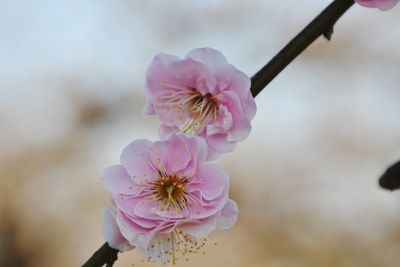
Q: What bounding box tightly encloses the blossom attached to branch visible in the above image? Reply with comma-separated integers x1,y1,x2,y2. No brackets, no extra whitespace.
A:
101,134,238,264
84,1,358,266
144,48,256,160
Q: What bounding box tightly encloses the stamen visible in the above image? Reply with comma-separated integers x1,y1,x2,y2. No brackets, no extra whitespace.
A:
171,233,176,264
146,170,190,214
144,230,209,264
160,82,189,91
155,83,219,134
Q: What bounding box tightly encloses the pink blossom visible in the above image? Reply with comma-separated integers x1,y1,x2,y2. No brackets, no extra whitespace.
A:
144,48,256,160
102,134,238,263
355,0,399,10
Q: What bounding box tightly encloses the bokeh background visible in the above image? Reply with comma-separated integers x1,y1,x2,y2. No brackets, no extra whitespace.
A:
1,0,400,266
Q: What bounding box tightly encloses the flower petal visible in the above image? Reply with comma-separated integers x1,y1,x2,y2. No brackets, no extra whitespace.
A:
145,53,184,100
216,199,239,230
112,195,140,216
177,215,217,238
206,134,236,160
120,139,157,183
133,199,163,220
222,91,252,142
188,163,228,200
146,53,216,98
356,0,399,10
165,134,191,173
102,208,134,251
177,135,207,177
185,47,229,72
143,102,156,116
102,133,239,259
215,64,250,101
206,105,233,135
101,165,137,195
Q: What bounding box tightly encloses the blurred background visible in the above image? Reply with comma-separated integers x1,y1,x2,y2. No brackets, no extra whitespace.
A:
1,0,400,266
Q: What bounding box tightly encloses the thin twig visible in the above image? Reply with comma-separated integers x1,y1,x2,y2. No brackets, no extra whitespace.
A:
82,0,355,266
81,243,118,267
250,0,354,97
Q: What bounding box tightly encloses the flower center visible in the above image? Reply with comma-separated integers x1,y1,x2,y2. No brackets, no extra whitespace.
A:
181,90,218,134
156,83,219,134
150,173,188,212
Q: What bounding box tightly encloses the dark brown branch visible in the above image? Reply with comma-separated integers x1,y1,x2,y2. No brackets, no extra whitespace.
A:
82,0,356,266
379,160,400,191
81,243,119,267
250,0,354,97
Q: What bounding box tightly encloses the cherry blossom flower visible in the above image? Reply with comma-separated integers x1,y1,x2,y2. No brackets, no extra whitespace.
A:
355,0,399,10
144,48,256,160
102,134,238,264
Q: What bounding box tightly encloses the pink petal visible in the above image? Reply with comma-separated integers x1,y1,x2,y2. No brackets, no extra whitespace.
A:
146,54,216,98
356,0,399,9
186,187,229,219
101,165,136,195
185,47,229,73
102,208,134,251
143,102,155,116
206,134,236,160
356,0,376,7
176,135,207,177
188,135,208,163
214,64,256,121
206,105,233,135
188,163,228,200
113,195,140,216
215,64,250,102
116,211,150,246
205,144,222,161
158,125,176,140
127,214,160,229
177,216,217,238
120,139,157,183
147,135,203,176
152,206,187,220
243,91,257,121
222,91,252,141
171,58,217,95
154,104,187,127
146,140,170,173
133,199,163,220
164,134,191,173
216,199,239,230
145,53,184,100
